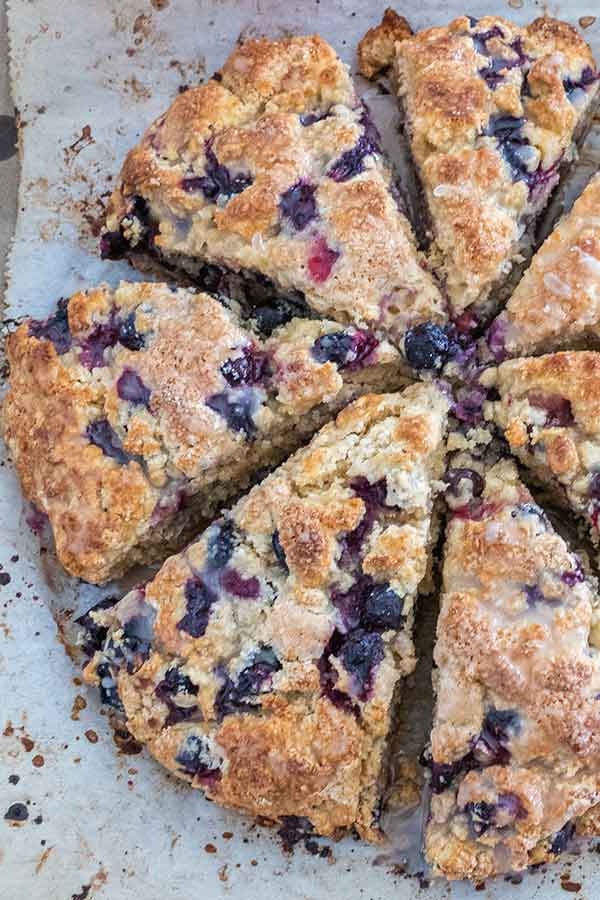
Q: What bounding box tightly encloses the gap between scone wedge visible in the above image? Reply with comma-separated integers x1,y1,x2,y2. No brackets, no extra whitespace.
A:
361,13,600,334
100,34,447,370
0,282,408,584
81,385,450,840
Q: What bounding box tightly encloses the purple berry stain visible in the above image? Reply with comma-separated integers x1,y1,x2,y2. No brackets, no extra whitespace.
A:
221,568,260,599
87,419,130,466
117,368,152,408
279,181,318,231
182,144,252,201
308,237,339,283
176,575,217,638
29,298,72,354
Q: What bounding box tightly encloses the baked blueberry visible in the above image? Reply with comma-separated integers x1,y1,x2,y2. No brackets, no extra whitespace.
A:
549,820,575,856
362,583,404,631
214,647,281,720
86,419,130,466
182,145,253,201
176,576,217,638
404,322,450,371
220,347,270,387
96,662,124,711
205,520,235,570
279,181,318,231
175,734,221,783
271,530,288,573
29,298,72,354
221,568,260,599
116,369,152,407
117,312,145,351
464,800,496,837
205,389,258,439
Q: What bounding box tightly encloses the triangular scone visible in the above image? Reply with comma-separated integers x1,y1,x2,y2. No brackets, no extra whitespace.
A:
1,282,407,584
483,174,600,360
81,386,449,840
483,352,600,554
100,35,446,366
392,16,599,327
424,457,600,880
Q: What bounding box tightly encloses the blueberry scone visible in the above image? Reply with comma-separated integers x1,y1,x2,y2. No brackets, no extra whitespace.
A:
81,387,450,839
482,352,600,556
483,174,600,361
100,35,446,364
391,15,599,328
423,456,600,879
1,282,406,584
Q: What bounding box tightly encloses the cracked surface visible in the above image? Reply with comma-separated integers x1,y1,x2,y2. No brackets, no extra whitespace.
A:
101,34,446,355
484,352,600,555
81,386,449,840
392,15,599,324
1,281,406,583
482,174,600,360
425,457,600,879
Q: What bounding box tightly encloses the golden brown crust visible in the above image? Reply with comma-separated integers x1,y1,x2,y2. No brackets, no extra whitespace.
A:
1,282,403,583
357,9,413,80
426,458,600,879
103,34,445,347
483,175,600,358
392,15,599,318
82,385,450,840
484,351,600,548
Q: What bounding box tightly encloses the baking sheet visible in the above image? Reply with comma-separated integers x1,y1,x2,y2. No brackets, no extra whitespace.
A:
2,1,600,897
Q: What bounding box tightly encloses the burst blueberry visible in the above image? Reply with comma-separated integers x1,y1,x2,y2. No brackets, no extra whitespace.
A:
550,821,575,856
205,520,235,570
175,734,221,783
205,389,258,439
271,530,288,574
464,800,496,837
117,368,152,408
176,575,217,638
362,583,404,631
29,298,72,354
96,662,124,711
214,647,281,720
339,628,385,700
220,347,270,387
404,322,450,371
279,181,318,231
117,312,145,351
182,145,252,201
444,467,484,499
87,419,130,466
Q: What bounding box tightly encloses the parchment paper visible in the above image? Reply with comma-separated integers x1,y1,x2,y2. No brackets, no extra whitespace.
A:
2,2,600,898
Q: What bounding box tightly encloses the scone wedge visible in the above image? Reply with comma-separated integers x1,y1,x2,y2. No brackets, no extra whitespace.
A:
391,15,599,329
81,386,449,839
1,282,407,583
100,34,446,367
424,457,600,880
483,174,600,360
483,352,600,556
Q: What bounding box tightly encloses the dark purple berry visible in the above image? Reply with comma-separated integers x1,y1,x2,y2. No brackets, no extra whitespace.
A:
497,791,528,821
444,467,484,499
404,322,450,371
328,135,374,183
311,330,378,369
221,347,270,387
75,596,118,657
420,749,464,794
117,368,151,408
279,181,318,231
86,419,130,466
471,25,504,56
486,317,508,362
317,630,359,716
271,530,288,573
350,476,388,508
563,66,599,100
100,230,130,260
221,568,260,599
156,667,199,726
117,312,145,351
300,109,330,126
550,820,575,856
453,386,487,425
205,389,258,439
176,576,217,638
464,800,496,836
590,473,600,499
339,628,384,700
214,646,281,720
277,816,314,851
79,319,119,369
561,562,585,587
311,332,354,365
175,734,221,783
182,145,252,201
29,298,72,354
524,583,560,607
205,520,235,570
528,392,574,428
96,662,124,711
331,577,371,632
362,583,404,631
